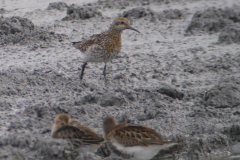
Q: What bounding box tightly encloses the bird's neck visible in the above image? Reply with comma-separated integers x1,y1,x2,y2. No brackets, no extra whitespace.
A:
107,29,122,47
51,125,57,137
104,123,118,136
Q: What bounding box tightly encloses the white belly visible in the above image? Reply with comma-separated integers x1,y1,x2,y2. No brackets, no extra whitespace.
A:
77,144,99,153
111,143,176,160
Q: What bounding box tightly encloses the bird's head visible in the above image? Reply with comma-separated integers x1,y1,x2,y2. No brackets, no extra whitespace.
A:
110,17,140,33
103,116,118,135
54,113,70,129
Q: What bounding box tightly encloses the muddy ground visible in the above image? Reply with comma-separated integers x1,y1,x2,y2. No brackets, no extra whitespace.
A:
0,0,240,160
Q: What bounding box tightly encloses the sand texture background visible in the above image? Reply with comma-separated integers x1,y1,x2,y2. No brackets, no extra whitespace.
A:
0,0,240,159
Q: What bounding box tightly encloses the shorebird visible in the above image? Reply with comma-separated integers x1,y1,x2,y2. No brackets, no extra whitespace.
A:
103,116,177,160
51,114,104,158
72,17,140,82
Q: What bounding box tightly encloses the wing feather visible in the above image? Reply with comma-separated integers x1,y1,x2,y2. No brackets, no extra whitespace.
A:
53,126,104,148
109,124,169,147
72,33,104,52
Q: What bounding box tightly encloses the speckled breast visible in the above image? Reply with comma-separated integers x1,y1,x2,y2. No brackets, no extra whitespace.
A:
108,50,120,61
85,44,121,62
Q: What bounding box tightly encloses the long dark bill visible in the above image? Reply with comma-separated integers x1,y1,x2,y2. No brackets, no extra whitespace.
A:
127,26,140,33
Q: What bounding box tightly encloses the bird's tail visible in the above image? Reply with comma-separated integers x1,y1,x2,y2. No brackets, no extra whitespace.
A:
72,41,82,49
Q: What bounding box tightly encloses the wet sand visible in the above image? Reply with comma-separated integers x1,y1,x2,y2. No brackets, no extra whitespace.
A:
0,0,240,159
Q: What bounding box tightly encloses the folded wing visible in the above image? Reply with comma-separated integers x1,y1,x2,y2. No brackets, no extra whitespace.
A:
111,124,169,147
53,125,104,148
72,33,103,52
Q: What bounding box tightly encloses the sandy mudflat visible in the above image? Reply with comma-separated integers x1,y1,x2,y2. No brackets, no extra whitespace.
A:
0,0,240,159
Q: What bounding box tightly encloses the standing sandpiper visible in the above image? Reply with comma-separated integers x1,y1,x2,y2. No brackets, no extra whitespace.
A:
103,116,177,160
72,17,140,82
51,114,104,158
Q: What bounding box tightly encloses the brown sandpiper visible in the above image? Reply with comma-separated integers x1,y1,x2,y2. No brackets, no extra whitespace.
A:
51,113,104,158
72,17,140,82
103,116,177,160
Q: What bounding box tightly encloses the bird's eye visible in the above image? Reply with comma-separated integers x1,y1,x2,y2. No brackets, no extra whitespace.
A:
120,21,124,24
59,121,64,126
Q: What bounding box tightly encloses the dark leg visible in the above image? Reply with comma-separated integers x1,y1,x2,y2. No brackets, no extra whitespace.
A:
80,62,87,80
103,63,107,81
103,62,109,85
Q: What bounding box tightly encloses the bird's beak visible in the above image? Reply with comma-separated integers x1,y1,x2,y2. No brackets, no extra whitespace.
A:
126,26,140,33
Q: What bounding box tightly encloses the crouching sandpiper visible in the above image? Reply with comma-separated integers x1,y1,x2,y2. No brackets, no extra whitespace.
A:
51,114,104,159
103,116,177,160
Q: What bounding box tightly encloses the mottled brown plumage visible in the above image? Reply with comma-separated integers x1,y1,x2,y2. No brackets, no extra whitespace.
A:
51,114,104,150
69,119,103,144
72,17,140,81
103,116,177,160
